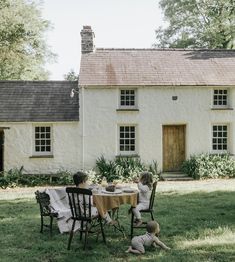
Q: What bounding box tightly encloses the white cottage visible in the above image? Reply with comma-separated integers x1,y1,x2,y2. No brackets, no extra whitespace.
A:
0,26,235,174
79,26,235,172
0,81,81,174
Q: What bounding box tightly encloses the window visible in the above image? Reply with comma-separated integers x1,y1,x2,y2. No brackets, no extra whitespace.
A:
119,125,136,153
120,89,136,108
213,89,228,107
212,125,228,151
34,126,52,154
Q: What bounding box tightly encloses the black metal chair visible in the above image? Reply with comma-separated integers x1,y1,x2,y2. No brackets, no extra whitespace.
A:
35,190,58,236
66,187,106,250
130,181,158,238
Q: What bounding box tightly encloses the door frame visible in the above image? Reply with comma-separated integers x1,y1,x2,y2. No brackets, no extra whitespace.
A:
162,124,186,172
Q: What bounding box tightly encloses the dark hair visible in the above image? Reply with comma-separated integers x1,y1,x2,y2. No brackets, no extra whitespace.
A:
140,172,153,189
146,221,160,234
73,171,88,186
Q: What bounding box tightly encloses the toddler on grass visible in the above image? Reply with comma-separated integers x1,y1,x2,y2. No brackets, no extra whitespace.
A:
126,221,170,254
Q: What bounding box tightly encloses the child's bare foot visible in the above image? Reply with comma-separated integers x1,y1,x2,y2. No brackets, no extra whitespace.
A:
135,219,142,227
125,246,132,253
107,220,118,226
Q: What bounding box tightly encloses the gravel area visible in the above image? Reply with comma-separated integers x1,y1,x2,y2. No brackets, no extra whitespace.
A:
0,179,235,200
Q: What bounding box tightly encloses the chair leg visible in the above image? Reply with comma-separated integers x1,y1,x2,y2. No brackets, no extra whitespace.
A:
84,223,89,250
40,215,44,233
50,216,53,236
99,217,106,244
80,221,84,241
130,212,134,239
151,211,154,221
67,220,76,250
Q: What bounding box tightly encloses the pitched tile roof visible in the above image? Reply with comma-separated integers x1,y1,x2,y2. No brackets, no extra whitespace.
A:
0,81,79,122
79,49,235,86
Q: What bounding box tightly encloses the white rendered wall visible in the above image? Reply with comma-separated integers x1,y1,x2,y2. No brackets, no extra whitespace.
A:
1,122,81,174
2,86,234,174
81,86,235,171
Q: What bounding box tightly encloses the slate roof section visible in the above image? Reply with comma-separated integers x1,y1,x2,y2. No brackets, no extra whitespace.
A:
79,49,235,86
0,81,79,122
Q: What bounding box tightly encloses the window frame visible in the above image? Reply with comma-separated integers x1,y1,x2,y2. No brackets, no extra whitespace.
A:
119,89,137,109
118,124,137,155
33,125,53,156
211,124,228,153
212,89,228,109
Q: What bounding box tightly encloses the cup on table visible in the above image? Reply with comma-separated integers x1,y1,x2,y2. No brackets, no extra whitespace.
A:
101,179,108,188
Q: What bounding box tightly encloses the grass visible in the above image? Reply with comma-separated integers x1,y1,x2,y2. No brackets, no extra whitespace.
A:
0,182,235,262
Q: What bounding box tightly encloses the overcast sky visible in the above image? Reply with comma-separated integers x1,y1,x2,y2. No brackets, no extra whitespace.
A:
42,0,163,80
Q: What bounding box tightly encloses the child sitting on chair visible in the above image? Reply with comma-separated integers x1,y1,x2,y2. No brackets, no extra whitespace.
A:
73,171,116,225
126,221,170,254
132,171,153,226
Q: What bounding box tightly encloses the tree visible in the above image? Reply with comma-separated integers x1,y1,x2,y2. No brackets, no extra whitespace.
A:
0,0,56,80
154,0,235,49
64,69,79,81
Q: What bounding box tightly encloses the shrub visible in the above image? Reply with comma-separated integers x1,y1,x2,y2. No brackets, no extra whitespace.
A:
0,167,74,189
181,153,235,179
95,155,159,182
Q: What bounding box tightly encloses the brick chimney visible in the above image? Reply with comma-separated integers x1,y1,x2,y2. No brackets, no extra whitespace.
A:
80,26,95,54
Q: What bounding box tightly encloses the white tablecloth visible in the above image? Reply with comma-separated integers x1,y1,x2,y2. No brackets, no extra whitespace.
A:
45,188,80,233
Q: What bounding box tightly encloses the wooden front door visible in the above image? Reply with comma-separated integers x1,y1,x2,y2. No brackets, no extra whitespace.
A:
163,125,186,172
0,131,4,172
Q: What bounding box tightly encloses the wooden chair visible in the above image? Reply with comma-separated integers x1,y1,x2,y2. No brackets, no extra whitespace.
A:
130,181,157,238
35,190,58,236
66,187,106,250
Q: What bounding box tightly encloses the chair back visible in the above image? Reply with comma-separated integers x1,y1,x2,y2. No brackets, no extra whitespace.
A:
35,190,51,216
66,187,93,222
148,181,157,210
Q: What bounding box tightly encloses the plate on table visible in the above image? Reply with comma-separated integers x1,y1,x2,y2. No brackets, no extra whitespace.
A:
101,189,122,194
123,188,135,193
88,184,97,190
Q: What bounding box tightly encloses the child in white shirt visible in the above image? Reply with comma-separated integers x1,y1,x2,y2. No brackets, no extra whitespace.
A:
132,172,153,226
73,172,116,225
126,221,170,254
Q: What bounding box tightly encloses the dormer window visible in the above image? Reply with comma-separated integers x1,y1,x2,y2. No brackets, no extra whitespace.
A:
213,89,228,108
120,89,136,108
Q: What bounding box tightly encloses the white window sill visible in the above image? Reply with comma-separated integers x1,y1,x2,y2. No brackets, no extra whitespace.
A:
116,108,139,112
116,154,139,158
30,154,54,159
211,107,233,110
211,151,228,155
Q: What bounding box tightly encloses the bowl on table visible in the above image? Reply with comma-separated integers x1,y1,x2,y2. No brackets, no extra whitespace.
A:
105,185,116,192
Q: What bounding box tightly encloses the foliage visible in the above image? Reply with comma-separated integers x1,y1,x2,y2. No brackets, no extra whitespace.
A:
1,187,235,261
95,155,159,183
64,69,79,81
0,0,56,80
181,153,235,179
0,168,73,189
155,0,235,49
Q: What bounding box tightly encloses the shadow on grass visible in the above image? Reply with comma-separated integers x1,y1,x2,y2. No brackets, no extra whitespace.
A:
0,191,234,262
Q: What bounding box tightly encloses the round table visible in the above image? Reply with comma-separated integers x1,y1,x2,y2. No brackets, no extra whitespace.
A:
93,189,138,218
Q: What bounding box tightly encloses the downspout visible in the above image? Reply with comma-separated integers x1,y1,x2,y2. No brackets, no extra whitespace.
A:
80,85,85,170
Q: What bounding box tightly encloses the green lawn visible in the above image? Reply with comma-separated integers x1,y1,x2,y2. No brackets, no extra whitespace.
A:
0,182,235,262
